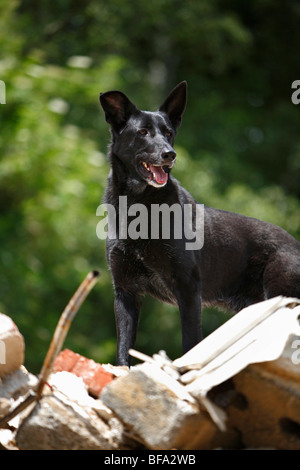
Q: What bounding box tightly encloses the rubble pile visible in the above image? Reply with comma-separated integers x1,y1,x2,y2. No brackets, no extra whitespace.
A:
1,296,300,450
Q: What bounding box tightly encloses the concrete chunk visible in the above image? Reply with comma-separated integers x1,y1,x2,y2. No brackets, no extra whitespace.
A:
101,363,238,450
0,314,25,378
16,394,116,450
16,372,136,450
227,336,300,450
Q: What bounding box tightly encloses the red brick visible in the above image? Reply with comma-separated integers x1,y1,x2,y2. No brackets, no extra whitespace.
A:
53,349,114,396
52,349,79,373
88,365,115,397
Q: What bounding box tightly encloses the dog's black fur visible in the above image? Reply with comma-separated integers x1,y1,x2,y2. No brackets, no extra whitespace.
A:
99,81,300,366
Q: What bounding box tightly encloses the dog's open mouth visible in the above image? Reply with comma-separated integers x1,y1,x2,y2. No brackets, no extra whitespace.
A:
139,162,169,187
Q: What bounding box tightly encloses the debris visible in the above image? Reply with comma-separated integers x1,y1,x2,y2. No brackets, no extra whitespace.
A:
0,367,38,419
15,372,134,450
0,271,100,430
227,336,300,449
0,314,25,379
53,349,115,397
175,296,300,430
0,367,38,450
36,270,100,397
100,361,238,450
1,295,300,449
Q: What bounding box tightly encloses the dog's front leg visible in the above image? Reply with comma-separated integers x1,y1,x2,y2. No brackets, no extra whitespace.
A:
176,286,202,354
114,288,141,366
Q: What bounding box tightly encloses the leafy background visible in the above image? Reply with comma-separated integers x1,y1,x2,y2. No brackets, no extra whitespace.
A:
0,0,299,372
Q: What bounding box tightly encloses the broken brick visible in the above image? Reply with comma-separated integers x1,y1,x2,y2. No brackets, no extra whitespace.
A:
53,349,114,396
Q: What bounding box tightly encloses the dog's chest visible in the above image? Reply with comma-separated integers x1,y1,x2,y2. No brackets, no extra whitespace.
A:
112,239,177,304
133,247,146,262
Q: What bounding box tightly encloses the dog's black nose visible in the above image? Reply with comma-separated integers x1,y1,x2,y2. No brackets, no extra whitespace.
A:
162,150,176,161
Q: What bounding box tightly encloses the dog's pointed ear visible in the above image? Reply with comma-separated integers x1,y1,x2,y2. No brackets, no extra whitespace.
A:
159,81,187,130
99,90,138,131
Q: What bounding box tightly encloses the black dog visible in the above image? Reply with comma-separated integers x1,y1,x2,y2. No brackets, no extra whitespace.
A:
99,81,300,366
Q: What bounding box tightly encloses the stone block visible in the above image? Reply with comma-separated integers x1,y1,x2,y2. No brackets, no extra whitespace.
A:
15,373,137,450
16,394,118,450
101,363,239,450
227,337,300,449
0,314,24,378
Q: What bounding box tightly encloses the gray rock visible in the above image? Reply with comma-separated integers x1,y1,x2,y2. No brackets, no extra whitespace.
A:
100,363,237,449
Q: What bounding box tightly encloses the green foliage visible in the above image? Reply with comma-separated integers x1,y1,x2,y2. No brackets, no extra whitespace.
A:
0,0,299,372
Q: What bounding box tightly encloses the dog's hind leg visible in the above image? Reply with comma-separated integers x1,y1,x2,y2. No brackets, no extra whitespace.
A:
114,288,141,366
263,251,300,300
176,283,202,354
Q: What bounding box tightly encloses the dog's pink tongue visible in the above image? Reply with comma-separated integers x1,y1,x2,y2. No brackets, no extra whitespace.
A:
149,165,168,185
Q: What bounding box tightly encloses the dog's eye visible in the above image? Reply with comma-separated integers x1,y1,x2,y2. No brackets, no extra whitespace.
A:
138,128,148,136
165,130,172,137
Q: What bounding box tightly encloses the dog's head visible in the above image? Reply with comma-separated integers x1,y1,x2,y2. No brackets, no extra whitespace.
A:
99,82,187,189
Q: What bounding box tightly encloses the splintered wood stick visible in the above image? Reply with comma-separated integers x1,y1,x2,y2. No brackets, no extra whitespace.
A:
36,270,100,397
